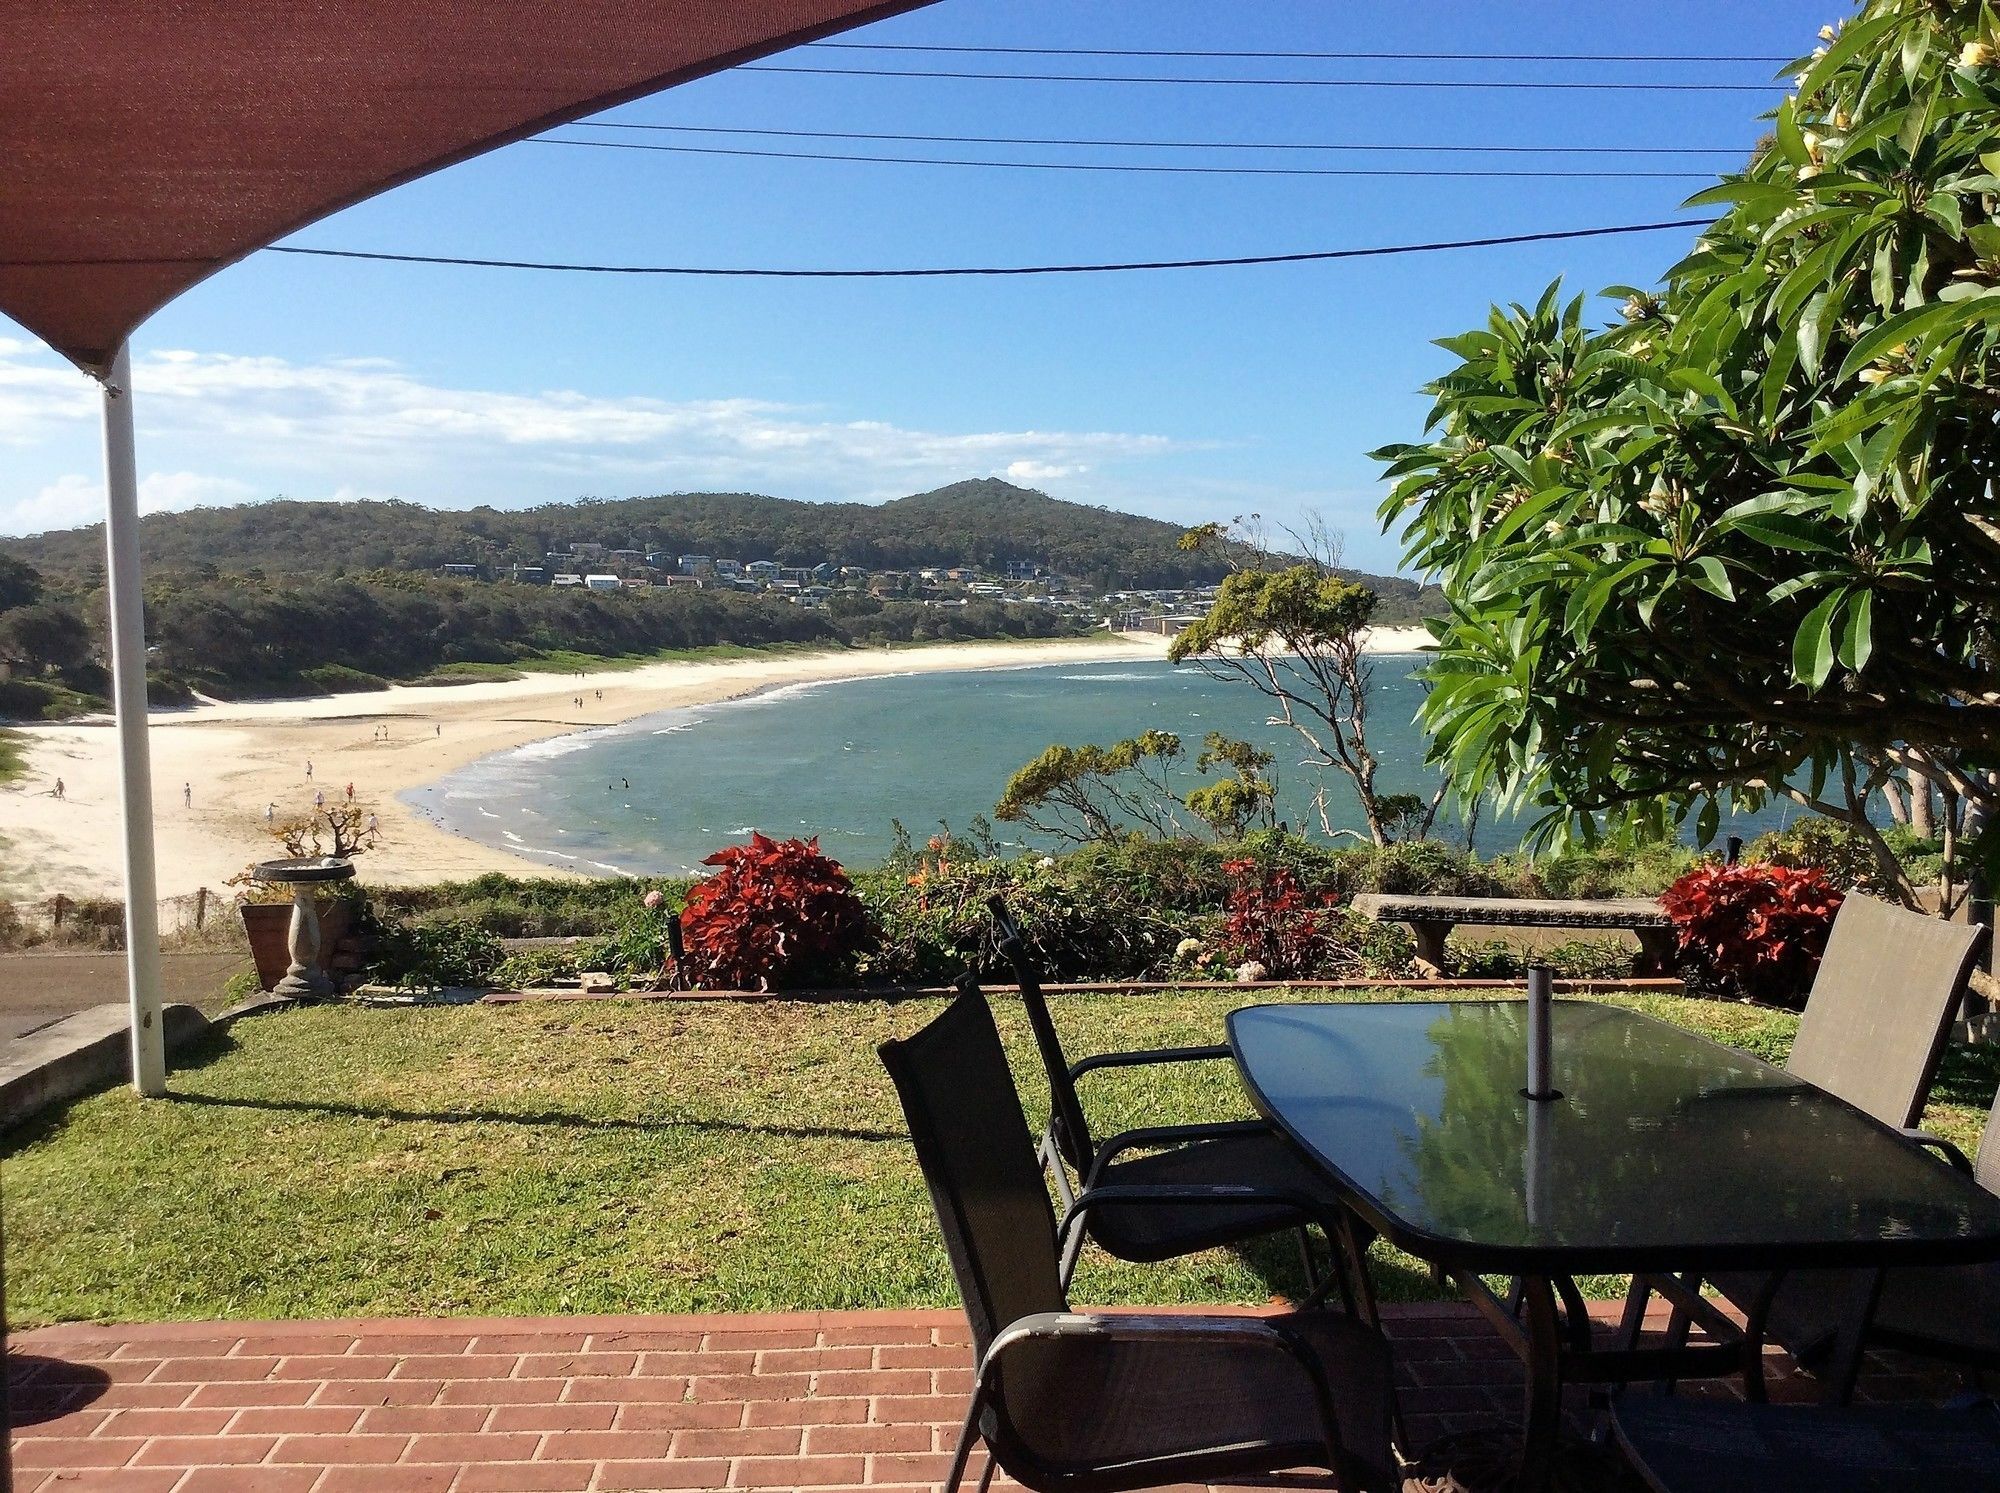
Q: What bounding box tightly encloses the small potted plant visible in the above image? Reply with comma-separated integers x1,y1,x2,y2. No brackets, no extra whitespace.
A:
232,801,380,992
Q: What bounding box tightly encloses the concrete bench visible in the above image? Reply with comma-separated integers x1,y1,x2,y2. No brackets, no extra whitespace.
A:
1348,892,1675,977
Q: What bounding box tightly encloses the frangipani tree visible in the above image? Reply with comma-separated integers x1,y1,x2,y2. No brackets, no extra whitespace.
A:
1376,0,2000,908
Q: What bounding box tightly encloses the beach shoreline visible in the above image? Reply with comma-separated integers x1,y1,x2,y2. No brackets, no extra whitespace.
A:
0,626,1432,901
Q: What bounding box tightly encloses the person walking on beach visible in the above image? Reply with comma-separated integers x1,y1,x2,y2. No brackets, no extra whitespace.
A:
266,802,275,825
183,782,192,809
314,788,325,809
366,812,378,836
305,759,313,778
344,781,354,802
435,723,442,737
52,777,64,800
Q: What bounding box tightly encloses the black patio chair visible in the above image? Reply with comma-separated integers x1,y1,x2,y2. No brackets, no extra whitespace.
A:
1612,1395,2000,1493
1695,1078,2000,1391
984,895,1376,1309
1621,892,1990,1396
878,988,1398,1493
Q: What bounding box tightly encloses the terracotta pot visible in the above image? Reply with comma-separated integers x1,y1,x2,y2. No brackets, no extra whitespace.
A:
241,899,354,992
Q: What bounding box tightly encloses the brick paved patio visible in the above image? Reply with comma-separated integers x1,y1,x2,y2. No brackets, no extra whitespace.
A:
5,1302,1952,1492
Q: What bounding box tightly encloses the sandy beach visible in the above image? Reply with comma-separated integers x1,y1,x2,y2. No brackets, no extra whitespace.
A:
0,626,1432,901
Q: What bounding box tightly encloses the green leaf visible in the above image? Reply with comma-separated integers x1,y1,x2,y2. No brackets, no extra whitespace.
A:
1837,291,2000,380
1696,798,1721,848
1733,513,1846,554
1686,556,1735,600
1798,290,1831,378
1667,366,1738,414
1793,590,1845,690
1837,589,1874,670
1774,96,1809,167
1798,10,1901,99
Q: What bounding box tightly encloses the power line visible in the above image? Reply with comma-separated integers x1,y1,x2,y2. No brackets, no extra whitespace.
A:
534,135,1716,179
809,42,1794,64
570,122,1749,157
266,218,1718,278
738,64,1778,92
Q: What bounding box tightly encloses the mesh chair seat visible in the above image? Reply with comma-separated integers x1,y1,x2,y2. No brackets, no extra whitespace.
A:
1087,1130,1341,1262
1874,1259,2000,1364
1709,1259,2000,1371
1627,893,1989,1393
878,990,1399,1493
994,1311,1395,1491
1613,1396,2000,1493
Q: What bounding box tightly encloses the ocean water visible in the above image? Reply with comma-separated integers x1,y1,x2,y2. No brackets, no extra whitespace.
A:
405,658,1799,877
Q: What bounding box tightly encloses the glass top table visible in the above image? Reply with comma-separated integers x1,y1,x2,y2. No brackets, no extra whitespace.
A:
1228,999,2000,1277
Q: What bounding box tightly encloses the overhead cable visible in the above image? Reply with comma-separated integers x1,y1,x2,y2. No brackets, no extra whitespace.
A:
534,135,1715,179
738,63,1779,92
568,122,1748,157
806,42,1794,64
267,218,1719,278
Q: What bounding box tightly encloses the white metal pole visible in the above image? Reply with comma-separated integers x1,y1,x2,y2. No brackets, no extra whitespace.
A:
100,341,166,1096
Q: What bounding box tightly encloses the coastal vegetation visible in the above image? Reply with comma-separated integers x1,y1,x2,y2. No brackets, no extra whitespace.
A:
0,479,1443,719
322,814,1944,1001
0,563,1083,716
994,730,1278,844
8,988,1995,1326
1377,0,2000,912
3,479,1434,606
1170,561,1426,845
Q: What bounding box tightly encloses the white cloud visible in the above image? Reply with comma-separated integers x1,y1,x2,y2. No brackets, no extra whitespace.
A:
0,341,1191,534
0,469,261,536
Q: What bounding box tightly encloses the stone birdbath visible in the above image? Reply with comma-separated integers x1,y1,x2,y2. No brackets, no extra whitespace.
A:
252,856,355,999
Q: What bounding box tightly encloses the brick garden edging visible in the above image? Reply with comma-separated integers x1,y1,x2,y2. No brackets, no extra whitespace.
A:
480,977,1687,1006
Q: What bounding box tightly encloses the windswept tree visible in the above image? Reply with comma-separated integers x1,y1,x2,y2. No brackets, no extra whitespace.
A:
1168,532,1433,845
994,730,1275,845
1375,0,2000,909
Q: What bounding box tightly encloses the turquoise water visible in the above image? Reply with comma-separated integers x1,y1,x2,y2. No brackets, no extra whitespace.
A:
405,658,1796,877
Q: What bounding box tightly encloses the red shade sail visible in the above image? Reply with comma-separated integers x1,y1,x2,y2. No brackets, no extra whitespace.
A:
0,0,935,375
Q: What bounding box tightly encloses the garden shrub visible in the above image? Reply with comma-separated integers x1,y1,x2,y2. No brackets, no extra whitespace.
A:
491,945,581,990
1746,819,1949,899
367,917,504,990
1214,858,1342,979
680,834,874,990
1344,839,1508,898
1522,840,1700,899
1445,937,1637,981
1660,862,1844,1007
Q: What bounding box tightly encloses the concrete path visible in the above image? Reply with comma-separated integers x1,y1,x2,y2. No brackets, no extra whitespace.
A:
0,952,248,1041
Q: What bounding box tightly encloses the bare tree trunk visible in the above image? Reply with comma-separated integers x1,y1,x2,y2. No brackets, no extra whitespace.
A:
1879,774,1911,826
1910,764,1937,839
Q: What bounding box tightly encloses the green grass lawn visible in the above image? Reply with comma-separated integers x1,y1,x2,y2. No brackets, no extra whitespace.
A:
6,989,1995,1327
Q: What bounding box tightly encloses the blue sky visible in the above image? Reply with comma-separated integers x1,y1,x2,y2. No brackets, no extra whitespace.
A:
0,0,1830,573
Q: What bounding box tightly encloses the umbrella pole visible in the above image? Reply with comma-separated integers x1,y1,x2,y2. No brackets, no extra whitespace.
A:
100,340,166,1097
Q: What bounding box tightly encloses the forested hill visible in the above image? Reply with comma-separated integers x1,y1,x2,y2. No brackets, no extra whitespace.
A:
1,479,1428,601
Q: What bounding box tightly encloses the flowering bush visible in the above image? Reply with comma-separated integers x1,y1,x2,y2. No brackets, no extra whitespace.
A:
1660,862,1845,1007
679,833,874,990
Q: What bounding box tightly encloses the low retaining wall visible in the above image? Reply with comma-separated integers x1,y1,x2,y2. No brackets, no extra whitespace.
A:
481,975,1689,1005
0,994,288,1130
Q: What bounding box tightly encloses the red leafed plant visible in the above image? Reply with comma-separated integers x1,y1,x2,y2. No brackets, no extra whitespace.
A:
679,833,875,991
1218,858,1342,979
1660,861,1845,1007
